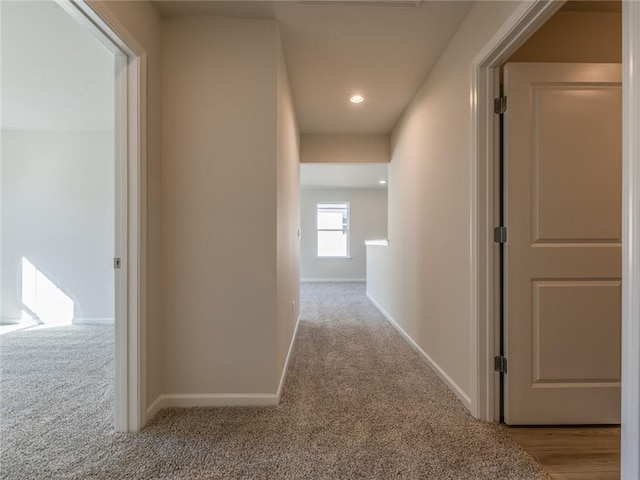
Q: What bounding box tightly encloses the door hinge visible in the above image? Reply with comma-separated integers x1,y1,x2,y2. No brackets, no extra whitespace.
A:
494,355,508,373
494,96,507,115
113,257,121,269
494,226,507,244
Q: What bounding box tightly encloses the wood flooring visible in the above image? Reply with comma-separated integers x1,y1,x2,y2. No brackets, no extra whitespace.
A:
503,425,620,480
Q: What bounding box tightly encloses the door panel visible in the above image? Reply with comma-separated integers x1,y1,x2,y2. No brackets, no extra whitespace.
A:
532,280,621,382
532,85,622,243
504,63,622,425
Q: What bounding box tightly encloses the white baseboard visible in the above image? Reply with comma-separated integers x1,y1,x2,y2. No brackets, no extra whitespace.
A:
0,318,22,326
300,278,365,283
73,317,115,325
146,393,280,419
366,291,473,411
146,315,303,423
277,314,301,397
146,395,165,421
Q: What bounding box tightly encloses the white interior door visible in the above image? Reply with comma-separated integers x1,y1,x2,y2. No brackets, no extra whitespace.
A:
503,63,622,425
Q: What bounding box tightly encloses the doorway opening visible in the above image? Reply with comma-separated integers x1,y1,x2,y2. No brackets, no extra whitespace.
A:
0,0,116,445
472,0,633,477
496,0,623,428
0,0,145,433
299,163,388,284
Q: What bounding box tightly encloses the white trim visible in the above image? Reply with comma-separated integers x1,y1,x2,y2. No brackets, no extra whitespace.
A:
0,319,23,326
277,315,301,397
62,0,147,433
73,318,115,325
366,291,472,410
300,278,365,283
470,0,563,422
146,394,280,414
622,2,640,477
113,50,131,434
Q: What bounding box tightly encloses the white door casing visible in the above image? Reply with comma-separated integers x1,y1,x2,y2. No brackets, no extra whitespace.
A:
57,0,147,432
503,62,622,425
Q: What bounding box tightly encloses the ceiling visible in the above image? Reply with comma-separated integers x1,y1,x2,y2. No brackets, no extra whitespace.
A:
152,0,474,135
2,1,618,134
300,163,388,189
0,0,114,131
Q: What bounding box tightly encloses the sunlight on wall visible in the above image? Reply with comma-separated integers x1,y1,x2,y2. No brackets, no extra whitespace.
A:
21,257,74,325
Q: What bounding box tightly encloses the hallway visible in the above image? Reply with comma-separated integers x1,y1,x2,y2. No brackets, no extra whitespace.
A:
291,282,547,478
1,283,547,479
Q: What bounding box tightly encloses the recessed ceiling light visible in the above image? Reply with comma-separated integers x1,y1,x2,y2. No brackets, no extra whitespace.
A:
379,180,387,185
349,94,365,104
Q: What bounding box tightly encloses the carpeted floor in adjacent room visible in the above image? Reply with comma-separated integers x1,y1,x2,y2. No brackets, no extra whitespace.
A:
0,282,549,479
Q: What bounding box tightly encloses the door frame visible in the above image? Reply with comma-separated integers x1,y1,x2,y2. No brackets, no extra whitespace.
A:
57,0,148,432
471,0,640,477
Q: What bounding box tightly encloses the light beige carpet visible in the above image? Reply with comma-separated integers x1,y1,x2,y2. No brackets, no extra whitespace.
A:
0,282,549,479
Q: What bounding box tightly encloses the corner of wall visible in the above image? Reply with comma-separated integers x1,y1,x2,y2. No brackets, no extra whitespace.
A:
276,24,302,383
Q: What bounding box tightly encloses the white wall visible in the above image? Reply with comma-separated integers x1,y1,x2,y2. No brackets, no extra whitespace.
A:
301,134,390,163
1,132,114,323
366,1,521,410
1,0,115,325
301,188,387,281
0,0,114,131
509,10,621,63
162,16,299,399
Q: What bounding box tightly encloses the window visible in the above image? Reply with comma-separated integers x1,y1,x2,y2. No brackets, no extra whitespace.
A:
317,202,349,257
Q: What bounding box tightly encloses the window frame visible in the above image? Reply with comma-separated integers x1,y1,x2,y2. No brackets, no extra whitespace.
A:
315,201,351,259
